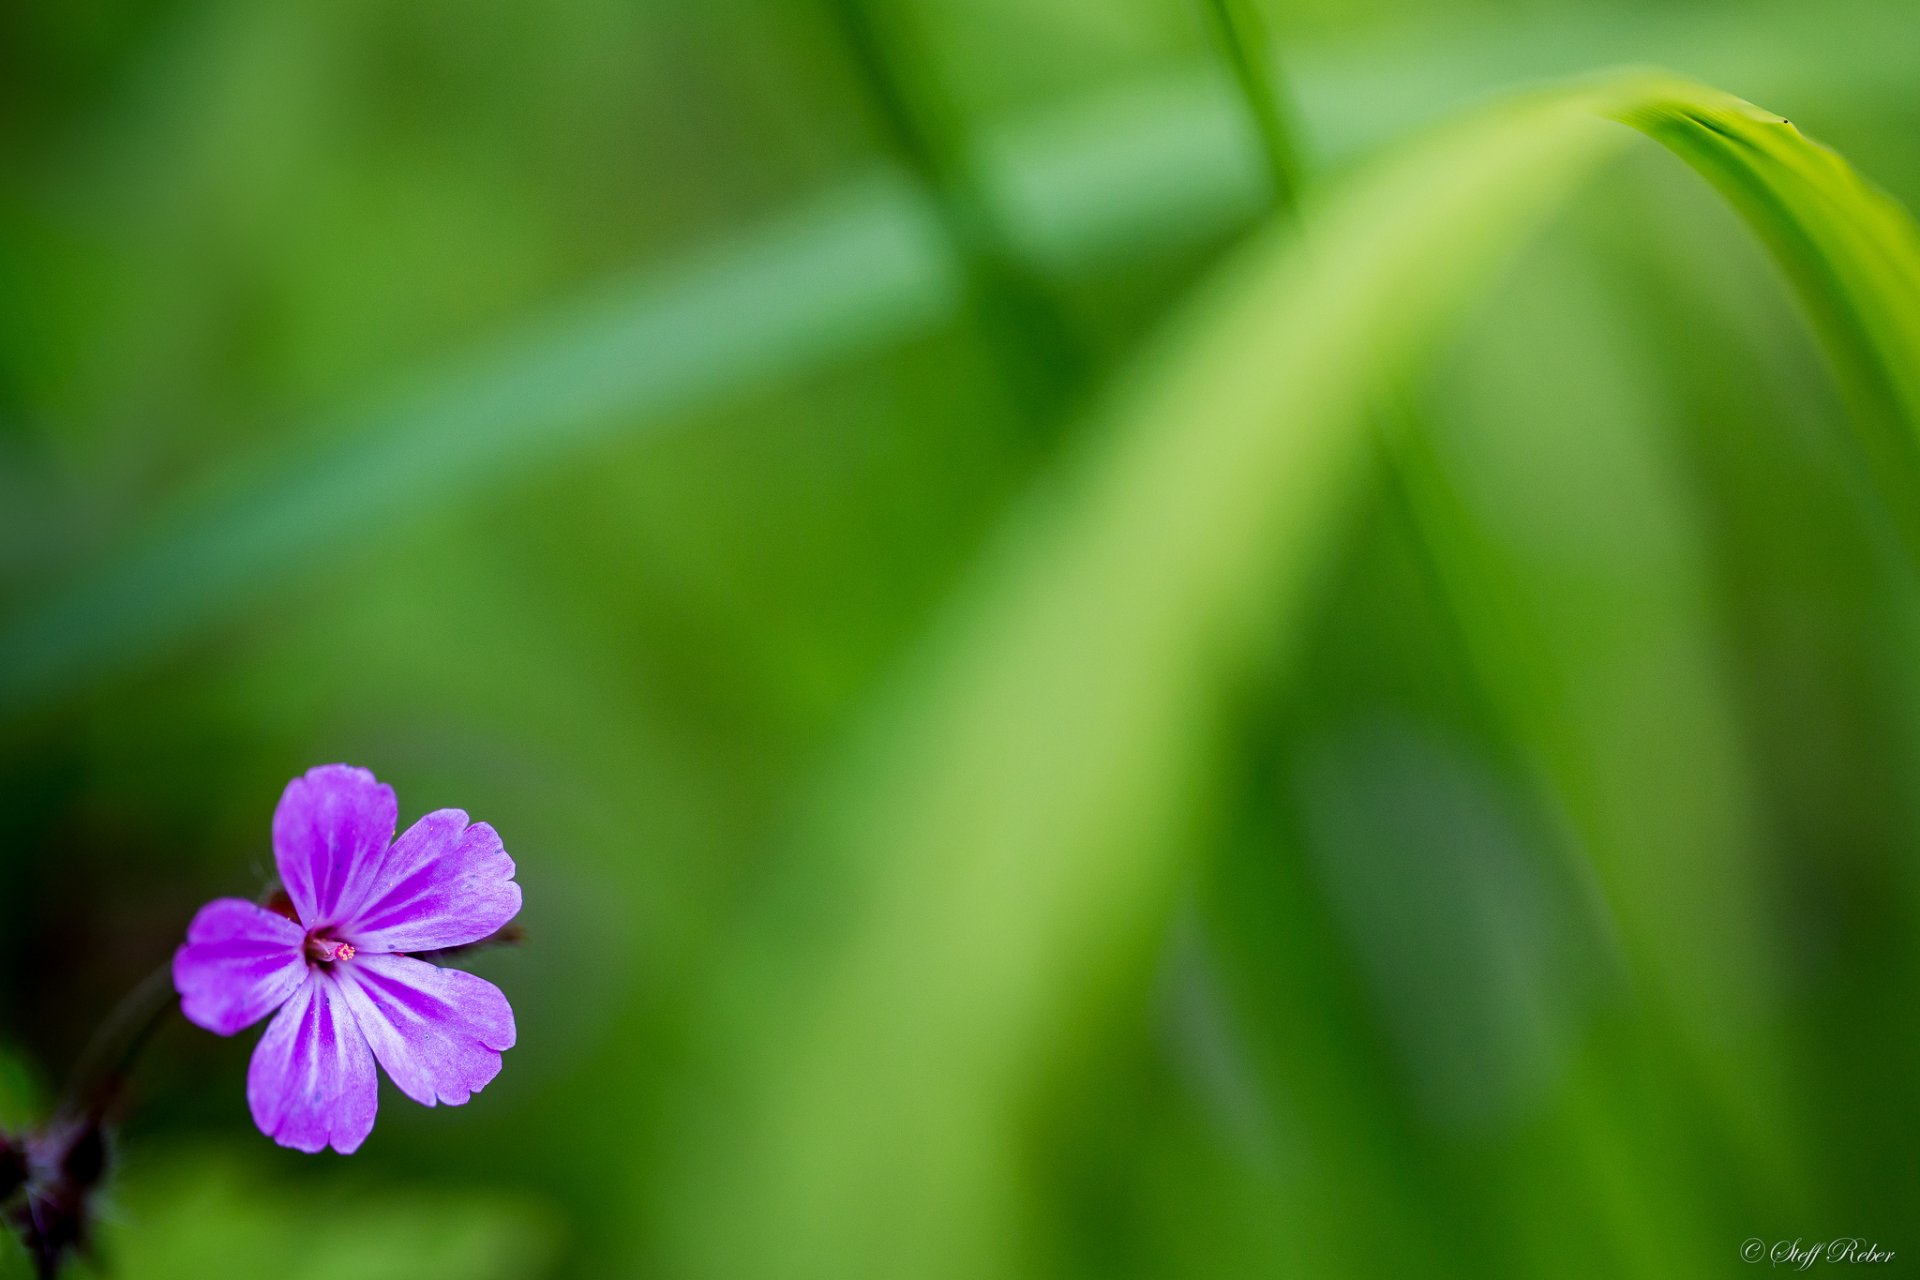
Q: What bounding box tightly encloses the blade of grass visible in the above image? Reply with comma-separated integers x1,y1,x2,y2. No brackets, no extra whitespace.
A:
664,72,1920,1278
0,177,963,716
1629,101,1920,543
825,0,1084,417
1199,0,1306,213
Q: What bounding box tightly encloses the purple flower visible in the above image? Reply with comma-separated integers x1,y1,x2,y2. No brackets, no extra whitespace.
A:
173,765,521,1154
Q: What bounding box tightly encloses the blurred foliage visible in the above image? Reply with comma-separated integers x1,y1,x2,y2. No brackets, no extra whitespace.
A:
10,1151,559,1280
3,1,1919,1277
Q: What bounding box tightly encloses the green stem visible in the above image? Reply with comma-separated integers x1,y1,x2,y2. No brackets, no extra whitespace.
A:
1201,0,1307,215
826,0,1083,418
1200,2,1569,795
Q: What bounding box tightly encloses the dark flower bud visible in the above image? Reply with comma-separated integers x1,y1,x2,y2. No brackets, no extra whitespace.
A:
6,1118,111,1280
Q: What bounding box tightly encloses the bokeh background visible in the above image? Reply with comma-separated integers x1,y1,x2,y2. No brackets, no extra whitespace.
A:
3,0,1919,1276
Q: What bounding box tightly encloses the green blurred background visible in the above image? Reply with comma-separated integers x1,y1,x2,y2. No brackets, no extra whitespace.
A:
3,0,1919,1275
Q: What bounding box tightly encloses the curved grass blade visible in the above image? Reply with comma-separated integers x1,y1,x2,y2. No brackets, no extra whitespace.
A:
669,72,1920,1278
1619,92,1920,544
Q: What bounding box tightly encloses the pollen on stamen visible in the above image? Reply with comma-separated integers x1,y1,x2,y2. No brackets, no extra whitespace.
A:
304,935,357,963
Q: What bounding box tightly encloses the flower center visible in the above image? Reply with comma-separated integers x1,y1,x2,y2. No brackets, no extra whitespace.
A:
304,933,357,963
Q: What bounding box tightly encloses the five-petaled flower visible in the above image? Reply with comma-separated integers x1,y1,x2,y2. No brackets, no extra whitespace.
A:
173,765,521,1154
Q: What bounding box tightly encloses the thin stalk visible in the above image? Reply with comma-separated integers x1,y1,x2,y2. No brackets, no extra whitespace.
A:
826,0,1083,418
1199,2,1538,723
1200,0,1306,215
57,962,175,1122
1199,0,1616,1019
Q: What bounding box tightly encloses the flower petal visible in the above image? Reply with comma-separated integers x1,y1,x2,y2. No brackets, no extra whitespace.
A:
246,972,379,1154
332,953,515,1107
172,898,306,1035
273,764,398,929
339,809,520,953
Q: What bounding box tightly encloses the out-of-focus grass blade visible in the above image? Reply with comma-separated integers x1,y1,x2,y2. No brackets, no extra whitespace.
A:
0,178,961,714
2,0,1917,719
666,74,1920,1278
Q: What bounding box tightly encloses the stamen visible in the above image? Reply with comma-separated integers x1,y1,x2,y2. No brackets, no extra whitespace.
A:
304,934,358,963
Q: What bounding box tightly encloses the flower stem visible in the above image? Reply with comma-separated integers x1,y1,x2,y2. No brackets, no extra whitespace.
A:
57,961,175,1122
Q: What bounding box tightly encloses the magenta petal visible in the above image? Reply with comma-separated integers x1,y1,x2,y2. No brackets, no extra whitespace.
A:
172,898,306,1035
246,973,379,1154
339,809,521,954
272,764,397,928
333,953,515,1108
